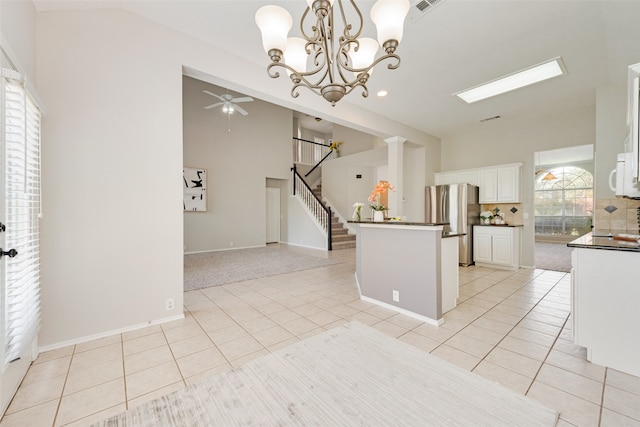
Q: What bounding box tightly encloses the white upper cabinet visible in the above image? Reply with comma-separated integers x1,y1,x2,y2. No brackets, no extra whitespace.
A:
434,172,457,185
456,170,479,187
478,169,498,202
435,163,522,203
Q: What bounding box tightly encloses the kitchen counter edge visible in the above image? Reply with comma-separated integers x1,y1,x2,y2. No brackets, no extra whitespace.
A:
567,232,640,252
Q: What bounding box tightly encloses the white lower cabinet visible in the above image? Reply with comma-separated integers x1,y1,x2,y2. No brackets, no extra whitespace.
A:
571,247,640,377
473,225,520,269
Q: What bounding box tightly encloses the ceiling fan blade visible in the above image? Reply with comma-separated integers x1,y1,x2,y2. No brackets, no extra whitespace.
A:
232,97,254,103
233,104,249,116
203,90,224,101
204,102,223,110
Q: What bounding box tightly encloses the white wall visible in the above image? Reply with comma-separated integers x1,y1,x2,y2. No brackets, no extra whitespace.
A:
286,197,328,249
404,145,427,221
332,124,376,157
440,106,596,267
323,147,388,221
31,6,437,348
595,85,628,198
183,77,292,252
37,9,186,347
1,0,37,80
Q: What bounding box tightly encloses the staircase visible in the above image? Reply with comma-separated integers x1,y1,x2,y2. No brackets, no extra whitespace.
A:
312,184,357,250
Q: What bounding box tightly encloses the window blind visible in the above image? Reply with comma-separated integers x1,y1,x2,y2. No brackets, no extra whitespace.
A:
2,69,41,366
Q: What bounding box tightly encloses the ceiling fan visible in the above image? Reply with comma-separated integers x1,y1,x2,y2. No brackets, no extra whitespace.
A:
203,90,253,116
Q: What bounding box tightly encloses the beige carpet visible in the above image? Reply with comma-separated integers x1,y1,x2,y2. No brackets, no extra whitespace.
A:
93,322,558,426
184,246,340,291
535,242,572,272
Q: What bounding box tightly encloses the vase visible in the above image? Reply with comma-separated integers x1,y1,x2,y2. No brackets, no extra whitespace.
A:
373,211,385,222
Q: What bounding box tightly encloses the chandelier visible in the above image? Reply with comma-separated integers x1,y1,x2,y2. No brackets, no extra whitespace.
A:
255,0,410,106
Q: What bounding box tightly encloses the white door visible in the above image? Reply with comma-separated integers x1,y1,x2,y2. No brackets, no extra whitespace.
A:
266,187,280,243
0,69,42,415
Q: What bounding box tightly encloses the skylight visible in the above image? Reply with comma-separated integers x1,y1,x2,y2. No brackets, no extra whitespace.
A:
455,57,566,104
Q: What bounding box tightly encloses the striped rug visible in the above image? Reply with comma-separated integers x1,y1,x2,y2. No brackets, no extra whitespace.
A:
93,322,558,426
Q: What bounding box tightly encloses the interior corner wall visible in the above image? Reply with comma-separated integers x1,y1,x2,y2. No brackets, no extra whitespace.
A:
1,0,37,79
182,77,292,253
440,105,596,268
331,124,377,157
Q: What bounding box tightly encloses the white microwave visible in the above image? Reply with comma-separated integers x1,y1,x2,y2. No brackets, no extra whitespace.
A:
610,152,640,199
610,63,640,199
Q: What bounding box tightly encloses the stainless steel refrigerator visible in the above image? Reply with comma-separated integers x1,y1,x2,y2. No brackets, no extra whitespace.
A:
425,184,480,266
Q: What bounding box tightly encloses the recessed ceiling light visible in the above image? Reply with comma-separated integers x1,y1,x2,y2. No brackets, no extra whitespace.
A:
454,57,567,104
377,90,388,97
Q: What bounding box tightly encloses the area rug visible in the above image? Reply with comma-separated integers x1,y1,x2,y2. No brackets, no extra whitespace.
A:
93,321,558,427
184,245,340,291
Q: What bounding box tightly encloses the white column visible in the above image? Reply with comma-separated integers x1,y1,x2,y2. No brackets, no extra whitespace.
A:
385,136,406,217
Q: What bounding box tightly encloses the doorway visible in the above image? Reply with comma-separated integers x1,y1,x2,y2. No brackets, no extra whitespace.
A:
266,187,281,243
1,69,42,415
533,145,594,271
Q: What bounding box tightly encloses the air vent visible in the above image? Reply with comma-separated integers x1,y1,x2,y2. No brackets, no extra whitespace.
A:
408,0,444,22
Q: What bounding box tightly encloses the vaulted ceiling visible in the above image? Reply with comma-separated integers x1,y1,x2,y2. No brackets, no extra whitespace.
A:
33,0,640,139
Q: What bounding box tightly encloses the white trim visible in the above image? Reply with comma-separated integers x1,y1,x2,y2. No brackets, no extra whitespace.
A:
38,314,185,353
285,241,328,251
360,295,443,327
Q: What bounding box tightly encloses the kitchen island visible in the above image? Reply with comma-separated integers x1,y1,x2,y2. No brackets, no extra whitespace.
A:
568,231,640,376
349,220,461,325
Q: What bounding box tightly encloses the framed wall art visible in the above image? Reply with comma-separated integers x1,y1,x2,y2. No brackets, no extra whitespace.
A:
183,167,207,211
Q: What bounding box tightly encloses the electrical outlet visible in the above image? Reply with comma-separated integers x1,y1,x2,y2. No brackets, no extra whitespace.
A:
230,241,234,247
165,298,175,311
392,290,400,302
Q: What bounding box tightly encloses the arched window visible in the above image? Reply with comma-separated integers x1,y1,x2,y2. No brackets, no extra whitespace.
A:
534,166,593,237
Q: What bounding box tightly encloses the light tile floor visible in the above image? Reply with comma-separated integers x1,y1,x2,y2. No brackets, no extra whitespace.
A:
2,246,640,426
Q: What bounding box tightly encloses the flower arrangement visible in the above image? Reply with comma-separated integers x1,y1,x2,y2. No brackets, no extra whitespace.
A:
480,210,494,224
352,202,364,221
480,210,494,220
329,140,343,157
368,181,395,211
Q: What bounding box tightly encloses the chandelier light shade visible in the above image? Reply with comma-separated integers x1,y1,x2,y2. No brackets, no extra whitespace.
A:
255,0,410,106
255,5,293,55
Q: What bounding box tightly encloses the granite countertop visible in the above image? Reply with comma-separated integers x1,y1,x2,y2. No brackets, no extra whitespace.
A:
442,231,466,238
348,220,449,227
474,224,524,227
568,231,640,252
348,220,465,238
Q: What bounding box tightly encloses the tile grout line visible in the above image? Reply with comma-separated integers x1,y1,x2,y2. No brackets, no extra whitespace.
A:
50,344,75,427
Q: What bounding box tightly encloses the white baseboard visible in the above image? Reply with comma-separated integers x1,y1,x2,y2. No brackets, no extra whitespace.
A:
360,295,443,327
38,313,185,353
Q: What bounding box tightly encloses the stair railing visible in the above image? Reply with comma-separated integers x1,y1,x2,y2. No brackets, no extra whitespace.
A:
292,165,332,250
292,137,335,177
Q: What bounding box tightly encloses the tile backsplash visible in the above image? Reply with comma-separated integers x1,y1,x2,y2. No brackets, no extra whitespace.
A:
594,197,640,233
480,203,524,225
